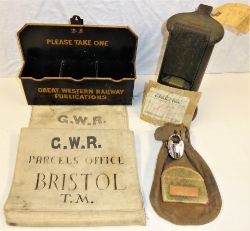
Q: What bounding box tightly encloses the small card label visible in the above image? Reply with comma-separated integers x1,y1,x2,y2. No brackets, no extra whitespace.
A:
212,3,250,34
140,81,201,127
142,88,190,124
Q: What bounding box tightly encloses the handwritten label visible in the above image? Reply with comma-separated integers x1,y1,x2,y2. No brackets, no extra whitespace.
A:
142,88,189,124
140,81,201,127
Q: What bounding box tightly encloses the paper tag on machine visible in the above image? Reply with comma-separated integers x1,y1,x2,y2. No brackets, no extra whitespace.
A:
140,81,201,127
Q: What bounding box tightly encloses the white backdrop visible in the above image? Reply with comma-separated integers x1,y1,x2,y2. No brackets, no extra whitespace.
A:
0,0,249,77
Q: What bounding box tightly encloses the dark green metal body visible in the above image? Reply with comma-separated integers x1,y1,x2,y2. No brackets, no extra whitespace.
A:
158,4,224,91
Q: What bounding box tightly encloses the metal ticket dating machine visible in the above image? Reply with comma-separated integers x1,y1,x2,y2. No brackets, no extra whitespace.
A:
158,4,224,91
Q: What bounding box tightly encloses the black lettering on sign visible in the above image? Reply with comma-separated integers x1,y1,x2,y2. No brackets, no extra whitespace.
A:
69,173,78,191
76,194,89,203
80,173,92,190
51,136,101,150
113,173,126,190
69,137,80,149
51,137,61,149
93,116,103,125
87,136,98,149
60,193,71,203
61,173,66,190
29,156,35,163
96,173,110,190
60,193,93,204
73,115,88,125
48,173,59,190
58,115,68,124
57,115,104,126
34,173,46,190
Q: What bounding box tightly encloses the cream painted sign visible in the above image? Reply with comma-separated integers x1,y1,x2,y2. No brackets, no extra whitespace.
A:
4,128,145,226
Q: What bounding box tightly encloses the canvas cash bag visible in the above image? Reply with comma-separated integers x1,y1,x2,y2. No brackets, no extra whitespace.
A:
150,123,221,225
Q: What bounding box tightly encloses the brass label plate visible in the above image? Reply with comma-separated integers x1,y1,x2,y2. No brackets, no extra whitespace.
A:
161,166,208,204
